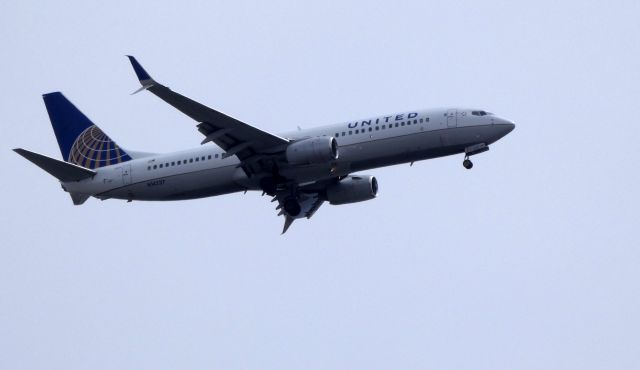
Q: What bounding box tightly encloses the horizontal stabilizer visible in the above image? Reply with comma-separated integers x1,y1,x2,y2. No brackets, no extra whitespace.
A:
70,192,90,205
14,148,96,182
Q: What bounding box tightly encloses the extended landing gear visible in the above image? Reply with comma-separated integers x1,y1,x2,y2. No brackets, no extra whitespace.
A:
462,143,488,170
283,197,301,217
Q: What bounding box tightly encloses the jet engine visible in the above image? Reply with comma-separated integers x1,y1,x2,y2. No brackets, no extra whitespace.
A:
326,175,378,205
286,137,338,165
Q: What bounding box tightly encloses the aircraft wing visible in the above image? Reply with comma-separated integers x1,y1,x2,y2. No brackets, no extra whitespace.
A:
126,56,289,163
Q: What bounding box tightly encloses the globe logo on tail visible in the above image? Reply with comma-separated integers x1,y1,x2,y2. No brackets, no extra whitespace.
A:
68,125,131,169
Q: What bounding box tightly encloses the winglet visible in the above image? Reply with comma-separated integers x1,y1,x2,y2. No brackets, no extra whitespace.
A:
126,55,155,94
127,55,152,81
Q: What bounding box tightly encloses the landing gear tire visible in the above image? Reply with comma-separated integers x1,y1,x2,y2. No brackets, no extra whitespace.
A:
259,177,277,196
284,198,301,217
463,159,473,169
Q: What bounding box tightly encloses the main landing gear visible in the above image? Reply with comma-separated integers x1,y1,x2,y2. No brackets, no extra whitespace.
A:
283,197,302,217
261,175,302,217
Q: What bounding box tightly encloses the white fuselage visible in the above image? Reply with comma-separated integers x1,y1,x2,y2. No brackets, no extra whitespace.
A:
62,108,514,201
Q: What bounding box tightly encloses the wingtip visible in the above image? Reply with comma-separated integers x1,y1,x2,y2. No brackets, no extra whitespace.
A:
126,55,153,82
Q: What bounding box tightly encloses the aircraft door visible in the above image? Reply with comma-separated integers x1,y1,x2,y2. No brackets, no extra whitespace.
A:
122,164,132,185
446,109,457,128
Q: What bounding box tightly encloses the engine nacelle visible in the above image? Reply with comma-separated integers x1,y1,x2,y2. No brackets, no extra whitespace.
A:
286,136,338,165
326,175,378,205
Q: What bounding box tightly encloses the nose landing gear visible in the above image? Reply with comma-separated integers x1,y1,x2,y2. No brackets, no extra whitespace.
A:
462,143,488,170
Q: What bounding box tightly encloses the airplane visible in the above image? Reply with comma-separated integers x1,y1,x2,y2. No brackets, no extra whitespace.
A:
14,56,515,233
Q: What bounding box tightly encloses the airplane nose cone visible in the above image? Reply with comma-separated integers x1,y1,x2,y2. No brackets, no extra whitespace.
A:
497,118,515,135
505,122,515,134
489,118,515,143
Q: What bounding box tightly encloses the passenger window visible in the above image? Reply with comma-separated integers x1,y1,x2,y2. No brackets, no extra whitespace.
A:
395,123,399,127
355,129,359,134
335,133,339,137
147,166,151,170
171,162,175,166
426,117,430,122
196,157,199,162
401,122,405,126
189,158,193,163
419,118,423,123
159,164,163,168
414,119,417,124
368,127,372,132
342,132,346,136
349,131,352,135
375,126,379,131
215,154,219,158
382,125,386,129
153,165,157,169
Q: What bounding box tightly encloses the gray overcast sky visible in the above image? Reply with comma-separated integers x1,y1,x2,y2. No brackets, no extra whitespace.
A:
1,1,639,369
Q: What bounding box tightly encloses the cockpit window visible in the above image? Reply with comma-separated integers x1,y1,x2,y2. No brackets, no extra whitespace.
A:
471,110,493,116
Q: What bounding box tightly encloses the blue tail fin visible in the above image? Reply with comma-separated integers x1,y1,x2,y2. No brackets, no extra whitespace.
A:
43,92,132,169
